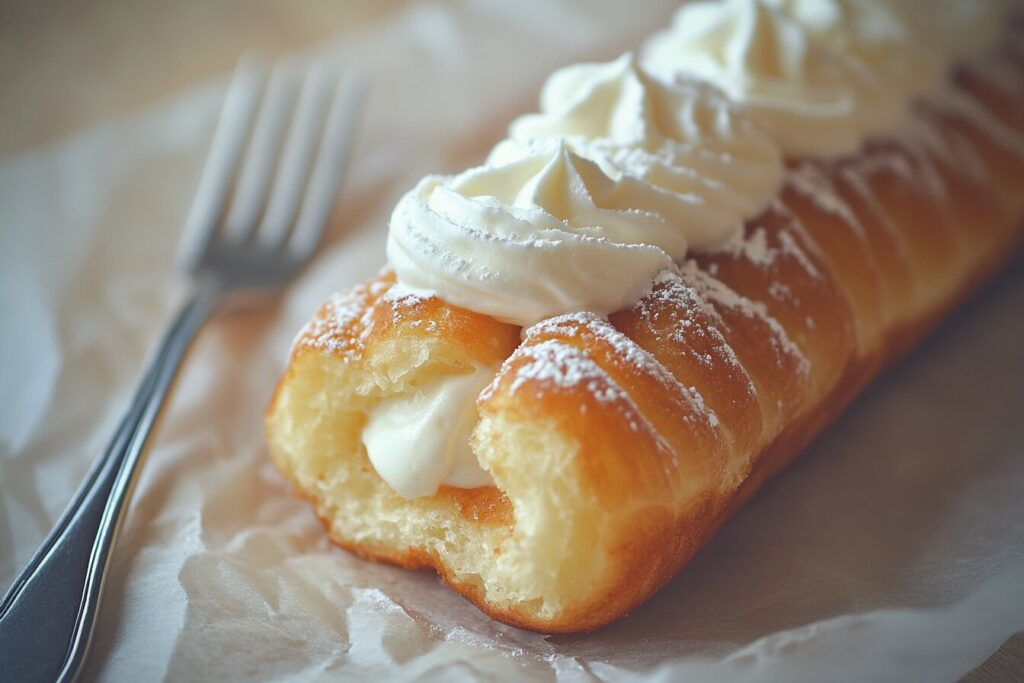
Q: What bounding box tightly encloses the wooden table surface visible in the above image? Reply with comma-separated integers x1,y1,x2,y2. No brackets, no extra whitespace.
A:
1,1,1019,680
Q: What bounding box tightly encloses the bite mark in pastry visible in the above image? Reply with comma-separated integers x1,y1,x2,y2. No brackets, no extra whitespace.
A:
266,0,1024,632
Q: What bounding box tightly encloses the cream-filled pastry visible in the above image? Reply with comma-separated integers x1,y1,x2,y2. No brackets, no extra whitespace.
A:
267,0,1024,632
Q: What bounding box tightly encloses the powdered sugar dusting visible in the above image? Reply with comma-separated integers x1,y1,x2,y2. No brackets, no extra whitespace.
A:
711,226,772,268
678,262,810,377
786,162,862,232
775,221,824,282
496,336,677,444
635,268,747,378
530,313,722,430
939,86,1024,159
904,111,988,185
383,280,432,306
508,338,630,405
293,278,391,359
706,208,825,284
382,282,439,331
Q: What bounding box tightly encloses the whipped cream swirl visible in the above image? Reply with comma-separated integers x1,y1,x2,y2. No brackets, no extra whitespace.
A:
763,0,945,96
493,53,783,249
388,53,781,326
765,0,1010,77
644,0,1008,157
388,141,675,326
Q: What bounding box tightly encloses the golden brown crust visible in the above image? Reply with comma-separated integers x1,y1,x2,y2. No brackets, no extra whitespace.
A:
266,37,1024,633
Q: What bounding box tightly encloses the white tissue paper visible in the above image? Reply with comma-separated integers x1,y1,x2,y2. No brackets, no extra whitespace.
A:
1,1,1022,681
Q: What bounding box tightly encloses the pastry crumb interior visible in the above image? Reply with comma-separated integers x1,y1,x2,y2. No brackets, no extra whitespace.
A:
267,329,614,622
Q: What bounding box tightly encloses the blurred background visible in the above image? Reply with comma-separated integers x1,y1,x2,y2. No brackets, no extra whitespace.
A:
0,0,406,156
0,1,1020,680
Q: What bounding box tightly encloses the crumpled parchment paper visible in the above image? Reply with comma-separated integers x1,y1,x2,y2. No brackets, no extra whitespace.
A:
1,1,1022,681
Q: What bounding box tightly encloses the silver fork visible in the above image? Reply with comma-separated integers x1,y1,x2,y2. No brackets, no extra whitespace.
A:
0,55,366,683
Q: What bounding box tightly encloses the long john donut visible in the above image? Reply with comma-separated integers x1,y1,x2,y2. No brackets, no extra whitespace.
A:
266,2,1024,632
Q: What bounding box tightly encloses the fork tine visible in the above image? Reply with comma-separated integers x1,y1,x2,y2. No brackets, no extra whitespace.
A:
178,54,267,270
256,61,336,249
222,62,302,245
287,70,368,261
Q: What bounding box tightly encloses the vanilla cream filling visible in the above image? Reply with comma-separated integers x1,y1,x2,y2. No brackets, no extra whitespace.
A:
362,364,496,499
369,0,1010,499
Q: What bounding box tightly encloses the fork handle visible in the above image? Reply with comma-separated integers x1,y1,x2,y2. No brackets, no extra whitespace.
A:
0,281,222,683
